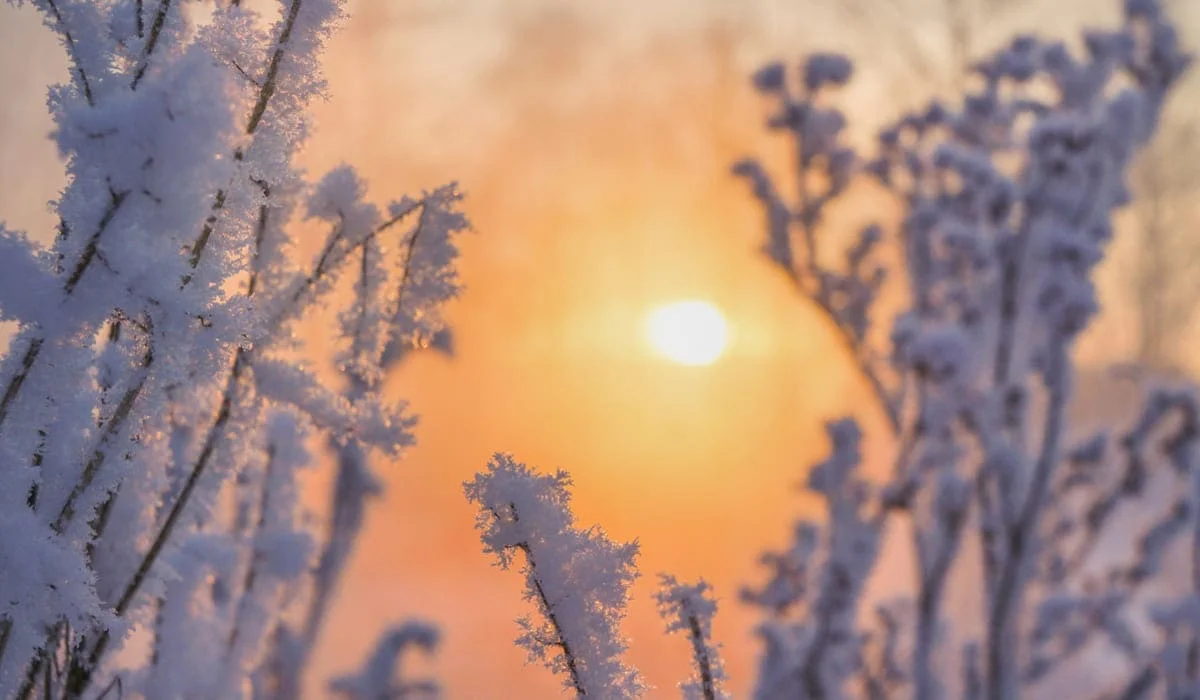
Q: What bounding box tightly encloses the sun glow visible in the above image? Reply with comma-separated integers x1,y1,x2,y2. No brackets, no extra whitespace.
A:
644,300,729,366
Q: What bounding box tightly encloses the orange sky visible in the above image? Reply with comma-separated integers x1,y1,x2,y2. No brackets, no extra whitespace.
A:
294,4,928,695
1,0,1198,697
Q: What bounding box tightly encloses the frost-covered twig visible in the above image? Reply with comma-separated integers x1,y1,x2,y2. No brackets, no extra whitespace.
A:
656,575,728,700
734,54,897,431
465,455,644,699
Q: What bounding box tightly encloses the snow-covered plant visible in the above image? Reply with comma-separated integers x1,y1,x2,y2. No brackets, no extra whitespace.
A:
655,575,728,700
464,454,645,700
741,420,884,700
0,1,465,698
734,0,1196,698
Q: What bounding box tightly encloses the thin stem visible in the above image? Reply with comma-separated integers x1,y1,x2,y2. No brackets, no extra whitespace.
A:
130,0,174,90
914,499,968,699
117,349,244,616
986,346,1070,700
789,272,899,432
185,189,226,274
797,562,851,699
42,0,95,106
502,504,585,696
85,488,117,566
52,339,154,534
517,540,586,697
2,187,133,435
65,189,128,295
245,180,271,297
992,243,1024,387
226,442,277,653
0,619,11,676
684,613,717,700
70,350,246,695
245,0,304,135
185,0,305,275
792,113,822,290
273,202,424,328
0,338,44,431
393,204,430,315
0,187,129,433
16,621,63,700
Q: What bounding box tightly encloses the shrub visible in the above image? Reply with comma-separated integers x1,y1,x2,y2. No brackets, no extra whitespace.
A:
0,1,464,697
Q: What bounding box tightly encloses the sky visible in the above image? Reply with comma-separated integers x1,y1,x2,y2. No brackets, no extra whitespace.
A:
1,0,1199,697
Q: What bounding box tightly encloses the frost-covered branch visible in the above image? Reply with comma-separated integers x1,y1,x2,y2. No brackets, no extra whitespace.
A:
734,54,897,431
465,455,644,699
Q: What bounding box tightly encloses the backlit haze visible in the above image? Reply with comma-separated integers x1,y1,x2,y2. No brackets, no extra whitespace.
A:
1,0,1198,696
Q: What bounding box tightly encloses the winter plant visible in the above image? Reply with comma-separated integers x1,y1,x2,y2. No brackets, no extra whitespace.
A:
467,1,1200,698
465,456,646,699
0,0,464,698
2,0,1197,698
732,0,1194,696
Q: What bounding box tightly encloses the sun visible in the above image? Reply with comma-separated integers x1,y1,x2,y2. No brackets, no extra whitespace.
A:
644,300,729,366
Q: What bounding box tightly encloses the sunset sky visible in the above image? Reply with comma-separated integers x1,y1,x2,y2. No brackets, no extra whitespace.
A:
1,0,1198,696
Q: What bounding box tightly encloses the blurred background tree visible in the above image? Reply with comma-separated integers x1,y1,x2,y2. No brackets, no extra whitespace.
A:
830,0,1200,375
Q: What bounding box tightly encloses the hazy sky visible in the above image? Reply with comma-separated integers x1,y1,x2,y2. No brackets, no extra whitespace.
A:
1,1,1198,697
